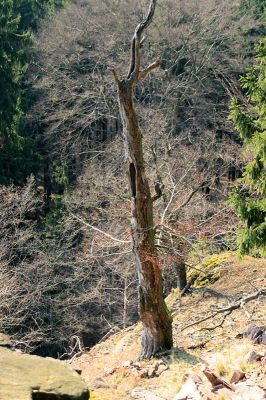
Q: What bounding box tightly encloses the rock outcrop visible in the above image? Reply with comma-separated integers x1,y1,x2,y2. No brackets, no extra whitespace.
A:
243,323,266,345
173,367,266,400
0,335,89,400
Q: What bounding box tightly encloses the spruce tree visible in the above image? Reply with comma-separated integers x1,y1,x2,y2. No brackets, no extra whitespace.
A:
14,0,66,32
0,0,30,182
0,0,66,183
229,32,266,255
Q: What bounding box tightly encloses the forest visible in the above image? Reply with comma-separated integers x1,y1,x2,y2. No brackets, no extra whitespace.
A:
0,0,265,366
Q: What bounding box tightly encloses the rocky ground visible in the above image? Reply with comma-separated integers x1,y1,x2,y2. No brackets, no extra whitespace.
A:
71,253,266,400
0,333,88,400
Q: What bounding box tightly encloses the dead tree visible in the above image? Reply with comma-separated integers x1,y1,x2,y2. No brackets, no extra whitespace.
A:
112,0,173,358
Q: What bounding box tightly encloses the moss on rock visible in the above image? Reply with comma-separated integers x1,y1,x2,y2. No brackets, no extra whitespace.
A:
0,343,89,400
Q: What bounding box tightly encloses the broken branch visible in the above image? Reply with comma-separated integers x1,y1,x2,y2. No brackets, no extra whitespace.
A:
181,287,266,331
127,0,157,81
137,60,160,81
111,68,120,84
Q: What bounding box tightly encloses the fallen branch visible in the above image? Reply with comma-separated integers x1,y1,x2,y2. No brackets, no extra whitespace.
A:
193,287,234,300
196,311,232,332
181,287,266,331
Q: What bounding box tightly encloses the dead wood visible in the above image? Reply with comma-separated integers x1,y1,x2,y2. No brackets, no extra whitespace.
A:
112,0,172,359
181,287,266,331
193,287,234,300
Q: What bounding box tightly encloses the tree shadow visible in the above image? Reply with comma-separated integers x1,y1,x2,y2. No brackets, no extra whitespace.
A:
156,347,199,365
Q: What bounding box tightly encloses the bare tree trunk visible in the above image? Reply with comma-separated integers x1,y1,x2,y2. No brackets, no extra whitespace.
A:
123,276,128,329
174,260,187,291
112,0,172,359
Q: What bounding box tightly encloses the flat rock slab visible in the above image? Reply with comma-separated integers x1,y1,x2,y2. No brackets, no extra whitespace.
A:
0,333,12,347
0,347,89,400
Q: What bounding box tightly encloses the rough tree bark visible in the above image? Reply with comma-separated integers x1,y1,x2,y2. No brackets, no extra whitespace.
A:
112,0,173,359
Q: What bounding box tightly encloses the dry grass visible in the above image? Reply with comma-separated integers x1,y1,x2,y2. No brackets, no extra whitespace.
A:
71,254,266,400
206,341,262,380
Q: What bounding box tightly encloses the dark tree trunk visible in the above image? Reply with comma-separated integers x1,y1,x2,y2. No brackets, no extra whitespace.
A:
113,0,172,359
174,260,187,291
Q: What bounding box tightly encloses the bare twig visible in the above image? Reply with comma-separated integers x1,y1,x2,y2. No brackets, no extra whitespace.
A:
173,183,203,214
197,311,231,331
181,287,266,331
70,212,131,244
98,326,120,344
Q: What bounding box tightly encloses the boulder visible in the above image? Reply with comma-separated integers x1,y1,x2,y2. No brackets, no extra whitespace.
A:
232,382,265,400
245,349,261,363
155,363,169,376
0,345,89,400
230,370,246,384
173,372,216,400
92,377,109,389
172,377,200,400
0,332,12,347
122,360,133,368
243,323,266,344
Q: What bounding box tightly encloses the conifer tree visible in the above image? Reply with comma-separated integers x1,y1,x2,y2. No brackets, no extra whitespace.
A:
0,0,30,182
14,0,66,32
229,31,266,255
0,0,66,183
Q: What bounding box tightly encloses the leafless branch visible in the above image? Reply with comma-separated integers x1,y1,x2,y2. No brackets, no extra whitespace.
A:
70,212,131,244
137,59,160,81
174,184,203,213
196,311,231,331
181,287,266,331
127,0,157,81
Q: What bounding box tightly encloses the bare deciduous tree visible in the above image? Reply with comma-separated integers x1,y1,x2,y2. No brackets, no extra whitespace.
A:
18,0,261,356
112,0,172,359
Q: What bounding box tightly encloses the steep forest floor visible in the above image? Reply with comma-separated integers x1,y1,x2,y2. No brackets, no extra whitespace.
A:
71,253,266,400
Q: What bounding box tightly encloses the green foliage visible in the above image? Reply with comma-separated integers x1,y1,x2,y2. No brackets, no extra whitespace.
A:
229,34,266,255
189,252,233,287
0,0,31,183
239,0,265,18
0,0,67,184
42,204,65,239
14,0,67,32
41,164,69,239
53,163,69,188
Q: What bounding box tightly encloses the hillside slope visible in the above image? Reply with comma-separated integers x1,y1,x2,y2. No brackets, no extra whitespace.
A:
71,254,266,400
